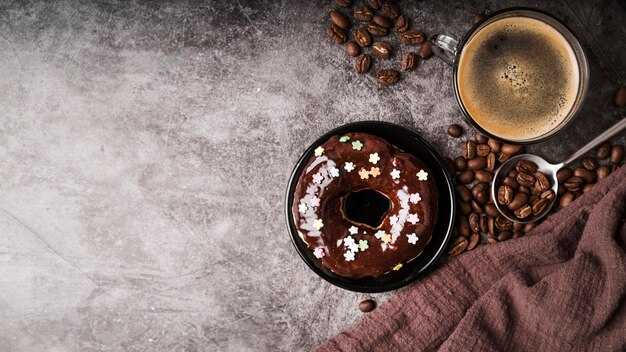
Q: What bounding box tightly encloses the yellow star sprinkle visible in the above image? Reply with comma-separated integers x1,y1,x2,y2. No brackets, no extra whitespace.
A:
392,263,403,271
313,219,324,230
314,146,324,157
369,167,381,177
382,233,392,244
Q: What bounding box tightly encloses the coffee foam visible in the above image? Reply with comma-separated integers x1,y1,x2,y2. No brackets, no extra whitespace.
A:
457,16,580,141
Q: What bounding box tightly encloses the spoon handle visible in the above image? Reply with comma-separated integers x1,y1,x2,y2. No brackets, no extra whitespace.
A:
564,116,626,166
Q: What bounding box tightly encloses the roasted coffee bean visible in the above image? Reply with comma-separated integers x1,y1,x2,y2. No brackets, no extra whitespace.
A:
448,236,468,256
558,184,566,195
574,190,583,198
596,142,611,159
596,165,611,180
474,170,493,182
523,222,537,233
443,157,455,175
327,24,347,44
472,182,489,204
559,191,575,208
381,1,400,19
475,132,489,144
354,6,375,22
377,69,399,85
498,152,511,163
447,124,463,138
476,144,490,157
354,28,372,47
487,139,501,153
467,232,479,251
507,192,528,211
529,194,539,203
513,221,524,231
486,237,498,244
345,41,361,57
401,29,425,45
401,52,417,71
395,15,409,32
502,176,519,189
540,190,555,200
518,185,530,195
582,157,598,171
367,22,388,36
457,170,474,184
454,156,467,171
615,86,626,107
485,203,499,218
516,172,535,187
497,185,513,205
610,145,624,165
564,176,583,191
516,160,538,174
574,167,596,183
531,198,549,216
582,183,594,193
486,152,496,171
512,231,524,239
372,15,392,28
368,0,383,10
457,215,471,237
467,156,486,170
502,144,523,155
468,200,480,214
469,213,480,233
457,201,471,215
534,171,550,192
495,215,513,230
556,167,572,183
355,54,371,73
334,0,353,7
359,299,376,312
372,41,392,58
471,13,486,25
479,215,488,233
455,184,472,202
488,217,495,236
330,10,350,29
514,204,532,219
497,230,512,241
463,140,476,159
508,169,518,178
419,41,433,60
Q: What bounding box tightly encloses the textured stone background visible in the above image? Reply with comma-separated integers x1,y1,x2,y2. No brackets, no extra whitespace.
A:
0,1,624,351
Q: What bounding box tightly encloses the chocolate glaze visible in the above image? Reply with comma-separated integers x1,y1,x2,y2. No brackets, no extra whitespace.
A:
292,132,439,278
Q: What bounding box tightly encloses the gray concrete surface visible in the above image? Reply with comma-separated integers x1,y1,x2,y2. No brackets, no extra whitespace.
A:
0,1,624,351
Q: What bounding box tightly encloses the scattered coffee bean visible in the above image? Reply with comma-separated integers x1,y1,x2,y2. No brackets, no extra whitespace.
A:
381,2,400,19
498,152,511,163
497,230,512,241
564,176,583,191
418,41,433,59
359,299,376,312
485,237,498,244
372,41,392,58
596,165,611,180
327,24,347,44
377,68,399,85
401,29,425,45
395,15,409,32
488,217,495,236
513,222,524,231
479,215,488,233
330,10,350,30
471,182,489,204
486,152,496,171
540,190,555,200
476,144,490,157
467,232,479,250
335,0,353,8
531,198,549,216
495,215,513,230
458,201,471,215
354,6,375,22
355,54,371,73
447,124,463,138
516,160,538,174
463,140,476,159
448,236,468,256
471,199,482,214
467,156,486,170
523,222,537,233
469,213,480,233
507,192,528,211
556,167,572,183
346,41,361,57
471,13,486,25
559,191,575,208
457,215,471,237
474,170,493,182
615,86,626,107
457,170,474,184
400,52,417,71
354,28,372,47
596,142,611,159
487,138,502,153
497,185,513,205
372,15,392,28
610,145,624,165
582,183,594,193
512,231,524,239
368,0,382,10
514,204,532,219
475,132,489,144
582,157,598,171
485,203,499,218
501,144,523,155
454,156,467,171
574,166,596,183
367,22,388,36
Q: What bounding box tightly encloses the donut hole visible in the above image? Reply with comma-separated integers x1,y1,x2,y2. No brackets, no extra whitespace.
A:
342,189,392,228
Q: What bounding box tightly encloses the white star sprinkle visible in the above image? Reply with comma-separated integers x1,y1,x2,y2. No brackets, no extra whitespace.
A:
344,162,355,172
375,230,386,239
410,193,422,204
416,169,428,181
389,215,398,225
390,169,401,180
349,226,359,235
343,235,355,247
298,203,308,214
407,233,419,245
344,250,355,261
312,173,323,184
329,167,340,178
369,153,380,164
407,213,419,224
349,242,359,253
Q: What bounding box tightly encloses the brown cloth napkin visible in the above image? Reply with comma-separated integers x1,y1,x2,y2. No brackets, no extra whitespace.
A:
317,166,626,352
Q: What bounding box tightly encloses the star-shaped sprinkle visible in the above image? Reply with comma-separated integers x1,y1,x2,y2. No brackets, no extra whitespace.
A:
390,169,401,180
349,226,358,235
313,219,324,230
298,203,308,214
416,169,429,181
329,167,340,178
310,196,321,207
344,250,355,261
344,162,355,172
375,230,386,239
349,242,359,253
410,193,422,204
352,140,363,151
369,153,380,164
313,247,325,258
344,235,355,247
392,263,403,271
312,173,323,184
369,167,381,177
407,213,419,224
382,233,392,244
358,240,369,251
339,135,350,143
407,233,419,245
389,215,398,225
358,168,370,180
314,146,324,157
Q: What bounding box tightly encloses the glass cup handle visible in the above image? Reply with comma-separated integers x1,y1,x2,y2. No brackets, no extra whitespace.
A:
429,34,459,66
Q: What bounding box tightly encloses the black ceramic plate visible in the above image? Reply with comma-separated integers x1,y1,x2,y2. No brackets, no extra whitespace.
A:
285,121,456,292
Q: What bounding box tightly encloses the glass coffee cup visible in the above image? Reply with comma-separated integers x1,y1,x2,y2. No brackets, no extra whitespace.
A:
431,8,589,144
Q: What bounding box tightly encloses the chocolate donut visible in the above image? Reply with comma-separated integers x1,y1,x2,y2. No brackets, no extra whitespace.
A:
292,132,439,278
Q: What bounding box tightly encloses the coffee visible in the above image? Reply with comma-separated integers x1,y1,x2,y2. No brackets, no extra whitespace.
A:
457,16,580,141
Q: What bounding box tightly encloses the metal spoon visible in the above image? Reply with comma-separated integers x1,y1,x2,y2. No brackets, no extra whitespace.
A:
491,117,626,223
